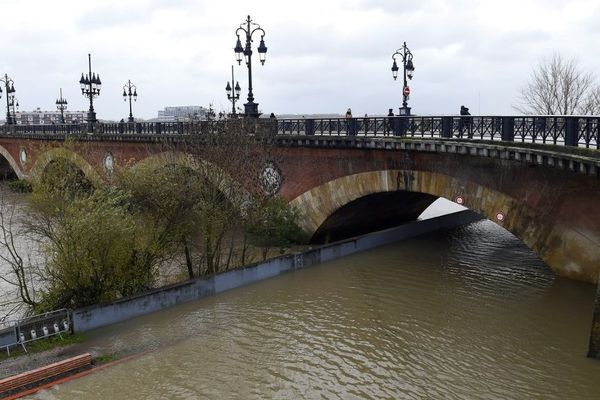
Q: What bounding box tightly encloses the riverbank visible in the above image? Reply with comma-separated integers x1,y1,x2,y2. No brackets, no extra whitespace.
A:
0,210,482,384
19,218,600,400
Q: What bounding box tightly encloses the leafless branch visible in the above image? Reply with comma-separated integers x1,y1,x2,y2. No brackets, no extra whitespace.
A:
514,53,597,115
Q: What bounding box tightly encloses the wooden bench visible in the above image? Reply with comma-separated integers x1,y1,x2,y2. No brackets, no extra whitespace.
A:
0,353,92,395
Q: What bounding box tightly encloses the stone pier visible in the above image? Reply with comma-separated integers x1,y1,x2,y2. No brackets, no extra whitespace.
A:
588,272,600,359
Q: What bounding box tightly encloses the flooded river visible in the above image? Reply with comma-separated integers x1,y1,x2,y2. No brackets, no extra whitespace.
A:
28,218,600,399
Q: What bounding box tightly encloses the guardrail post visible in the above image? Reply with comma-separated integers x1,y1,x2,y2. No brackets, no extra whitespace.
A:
392,118,401,136
348,118,357,136
565,116,579,146
501,116,515,142
305,119,314,136
401,117,409,136
588,271,600,358
441,116,452,138
534,116,546,134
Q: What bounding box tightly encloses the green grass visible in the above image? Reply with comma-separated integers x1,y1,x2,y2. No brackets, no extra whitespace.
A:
0,333,85,362
93,354,115,365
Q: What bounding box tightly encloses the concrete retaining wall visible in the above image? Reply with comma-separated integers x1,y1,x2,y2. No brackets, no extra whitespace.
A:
72,210,483,332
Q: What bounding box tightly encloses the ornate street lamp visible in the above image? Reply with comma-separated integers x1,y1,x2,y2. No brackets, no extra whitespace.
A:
225,65,241,116
0,74,17,125
79,53,101,131
9,97,18,120
10,98,18,125
391,42,415,116
56,88,68,123
234,15,267,117
122,80,137,123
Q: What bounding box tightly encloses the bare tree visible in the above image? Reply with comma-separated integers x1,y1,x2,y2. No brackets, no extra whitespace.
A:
180,118,279,276
0,196,40,321
122,118,280,279
514,53,598,115
580,86,600,115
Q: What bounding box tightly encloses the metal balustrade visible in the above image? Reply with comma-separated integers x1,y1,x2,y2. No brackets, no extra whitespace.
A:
277,116,599,149
0,116,598,149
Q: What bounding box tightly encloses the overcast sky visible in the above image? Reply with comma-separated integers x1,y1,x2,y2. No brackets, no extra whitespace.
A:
1,0,599,120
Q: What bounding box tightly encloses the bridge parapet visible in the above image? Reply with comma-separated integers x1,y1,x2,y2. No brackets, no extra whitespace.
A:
277,115,600,149
0,119,276,139
0,121,205,136
276,136,600,179
1,116,599,149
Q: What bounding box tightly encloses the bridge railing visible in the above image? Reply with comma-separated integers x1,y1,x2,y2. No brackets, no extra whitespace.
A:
1,116,598,149
0,121,228,136
0,123,89,136
277,115,600,149
98,121,196,135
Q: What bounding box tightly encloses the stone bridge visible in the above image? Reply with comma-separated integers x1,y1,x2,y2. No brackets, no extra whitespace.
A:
0,117,599,286
3,116,600,357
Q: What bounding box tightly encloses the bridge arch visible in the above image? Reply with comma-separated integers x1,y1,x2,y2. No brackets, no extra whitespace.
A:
133,151,199,173
0,144,24,179
29,147,103,187
133,151,252,208
290,170,600,283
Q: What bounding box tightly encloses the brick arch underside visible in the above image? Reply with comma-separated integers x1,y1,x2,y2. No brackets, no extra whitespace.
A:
290,169,600,283
29,147,103,186
310,191,438,243
0,144,23,179
133,151,252,208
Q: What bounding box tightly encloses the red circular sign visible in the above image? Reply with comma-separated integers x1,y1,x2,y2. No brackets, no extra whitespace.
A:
455,195,464,205
403,86,410,96
496,212,505,222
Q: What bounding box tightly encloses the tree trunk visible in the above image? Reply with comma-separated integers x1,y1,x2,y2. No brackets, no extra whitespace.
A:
182,235,194,279
225,233,234,271
241,233,248,266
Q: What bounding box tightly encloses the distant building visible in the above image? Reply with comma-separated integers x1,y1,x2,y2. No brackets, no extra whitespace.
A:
15,108,86,125
157,106,208,122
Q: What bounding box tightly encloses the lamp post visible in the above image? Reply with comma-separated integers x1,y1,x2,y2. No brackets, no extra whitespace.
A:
0,74,16,125
234,15,267,118
122,80,137,123
56,88,68,123
79,53,101,131
9,97,18,125
9,97,18,121
225,65,241,116
391,42,415,116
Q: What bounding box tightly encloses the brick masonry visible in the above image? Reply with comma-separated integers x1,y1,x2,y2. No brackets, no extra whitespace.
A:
0,136,598,283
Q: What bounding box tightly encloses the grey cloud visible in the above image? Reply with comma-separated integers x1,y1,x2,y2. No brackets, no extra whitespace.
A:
1,0,598,119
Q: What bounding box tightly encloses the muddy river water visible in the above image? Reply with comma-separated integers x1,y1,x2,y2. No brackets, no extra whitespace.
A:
26,217,600,399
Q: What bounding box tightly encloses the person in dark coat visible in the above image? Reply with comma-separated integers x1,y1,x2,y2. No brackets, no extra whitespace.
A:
387,108,394,133
459,105,472,137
